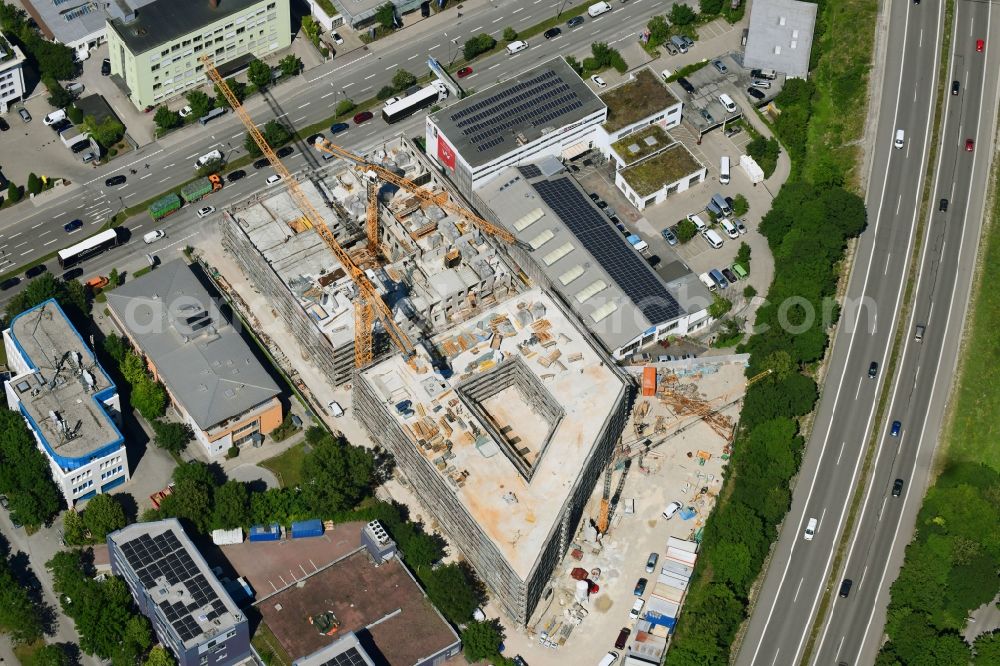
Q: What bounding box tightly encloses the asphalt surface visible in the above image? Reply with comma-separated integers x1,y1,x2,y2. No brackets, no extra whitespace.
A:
0,0,668,278
738,2,1000,665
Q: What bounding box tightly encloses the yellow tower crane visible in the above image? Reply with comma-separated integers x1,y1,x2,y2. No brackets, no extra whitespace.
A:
200,55,414,368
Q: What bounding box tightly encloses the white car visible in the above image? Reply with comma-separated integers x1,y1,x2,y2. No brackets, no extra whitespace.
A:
197,206,215,218
328,401,345,417
662,501,682,520
332,32,344,45
629,598,645,620
179,105,193,118
266,174,282,185
590,75,607,88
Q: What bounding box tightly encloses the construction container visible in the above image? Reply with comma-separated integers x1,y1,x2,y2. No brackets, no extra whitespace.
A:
181,174,223,203
248,523,282,542
211,528,244,545
642,366,657,396
148,193,182,221
291,519,324,539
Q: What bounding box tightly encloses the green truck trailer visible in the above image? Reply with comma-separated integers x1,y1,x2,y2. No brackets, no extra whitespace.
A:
181,174,223,204
148,193,182,221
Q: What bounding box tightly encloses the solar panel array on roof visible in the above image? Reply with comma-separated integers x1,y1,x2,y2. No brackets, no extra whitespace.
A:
118,530,229,644
532,178,683,324
317,647,370,666
518,164,542,178
446,68,585,153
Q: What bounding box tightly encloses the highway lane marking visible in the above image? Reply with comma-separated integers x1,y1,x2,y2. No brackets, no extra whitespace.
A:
493,17,503,22
793,578,804,603
39,230,51,237
360,86,372,93
472,25,483,31
164,163,175,168
430,43,441,49
124,193,137,200
751,4,922,661
365,73,376,79
343,82,354,88
277,112,289,118
53,211,66,218
769,650,781,666
159,177,171,183
919,28,923,48
185,152,198,159
877,496,887,520
385,64,396,70
895,194,902,214
9,232,21,239
836,441,846,465
322,92,334,98
884,252,892,274
43,239,58,246
141,174,152,180
31,222,43,229
835,635,846,663
855,380,862,400
294,116,307,123
19,250,32,257
859,564,869,589
513,7,523,12
305,52,372,82
14,242,27,248
467,73,479,79
408,54,418,61
488,63,501,70
231,132,243,139
298,102,311,109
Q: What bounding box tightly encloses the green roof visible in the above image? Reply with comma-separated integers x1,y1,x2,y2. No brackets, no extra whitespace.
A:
621,144,702,197
610,125,674,166
600,68,680,133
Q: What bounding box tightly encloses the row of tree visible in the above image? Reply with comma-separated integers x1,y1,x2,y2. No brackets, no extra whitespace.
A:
565,42,627,77
0,543,44,645
103,333,168,422
63,493,127,546
0,408,63,528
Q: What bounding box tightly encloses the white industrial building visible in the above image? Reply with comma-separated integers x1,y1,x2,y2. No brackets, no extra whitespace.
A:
3,300,129,506
743,0,818,78
0,34,27,114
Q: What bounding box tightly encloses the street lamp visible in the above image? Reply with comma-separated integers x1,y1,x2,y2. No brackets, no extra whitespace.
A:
557,0,570,17
448,38,460,67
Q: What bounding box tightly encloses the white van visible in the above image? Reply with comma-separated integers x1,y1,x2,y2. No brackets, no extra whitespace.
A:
699,272,717,292
506,40,528,55
720,218,738,239
719,93,737,113
894,129,905,149
703,228,724,249
588,1,612,16
143,230,165,244
720,155,730,184
598,652,619,666
43,109,67,126
687,213,708,232
195,149,223,168
804,517,817,541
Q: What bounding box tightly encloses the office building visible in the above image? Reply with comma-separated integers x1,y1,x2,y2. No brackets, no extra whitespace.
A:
108,519,251,666
105,0,291,110
3,299,128,506
105,260,283,457
743,0,817,78
20,0,158,56
0,34,27,114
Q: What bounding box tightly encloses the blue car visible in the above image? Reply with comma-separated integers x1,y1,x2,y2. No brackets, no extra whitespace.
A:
634,578,648,596
64,219,83,233
330,122,350,134
890,420,901,437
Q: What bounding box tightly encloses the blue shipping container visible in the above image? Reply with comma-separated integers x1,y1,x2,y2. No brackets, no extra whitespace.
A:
249,524,282,541
291,519,324,539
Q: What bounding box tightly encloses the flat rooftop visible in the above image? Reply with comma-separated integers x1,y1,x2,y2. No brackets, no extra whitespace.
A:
611,124,675,166
600,68,680,133
428,57,606,168
257,549,460,664
6,299,122,464
744,0,817,78
359,287,628,578
621,143,703,197
22,0,157,46
106,261,281,432
109,519,245,650
108,0,265,55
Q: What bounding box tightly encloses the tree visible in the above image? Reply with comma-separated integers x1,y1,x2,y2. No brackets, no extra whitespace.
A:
374,2,396,30
212,480,251,529
67,105,84,124
196,157,225,177
422,563,483,624
737,241,751,267
143,646,176,666
461,619,505,662
278,54,302,77
120,350,148,386
709,294,732,319
153,106,181,132
0,555,44,644
32,39,76,80
185,90,214,119
7,181,21,204
974,630,1000,664
300,431,374,515
732,193,749,216
335,98,356,116
647,15,670,45
699,0,724,15
247,58,271,89
244,119,292,157
64,508,88,545
502,26,518,43
82,115,125,150
32,645,70,666
0,409,63,528
377,85,397,100
113,614,153,666
81,494,126,541
151,420,193,455
157,463,214,533
391,69,417,92
215,77,246,108
565,55,584,75
130,377,168,421
5,273,88,321
669,3,697,25
743,284,757,299
44,76,74,109
675,218,697,243
27,172,41,196
463,34,496,61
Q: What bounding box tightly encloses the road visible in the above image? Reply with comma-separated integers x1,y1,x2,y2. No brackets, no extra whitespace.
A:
0,0,668,278
738,1,1000,665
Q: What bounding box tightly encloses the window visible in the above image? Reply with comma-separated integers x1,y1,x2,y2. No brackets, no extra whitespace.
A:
161,49,169,56
215,36,223,43
215,47,224,55
237,26,245,34
225,22,233,29
267,1,276,7
194,44,203,52
171,43,180,52
151,63,159,71
194,35,201,42
182,39,191,46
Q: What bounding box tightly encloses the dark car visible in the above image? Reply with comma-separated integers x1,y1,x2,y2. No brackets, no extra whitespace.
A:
227,169,246,183
353,111,373,124
634,578,648,596
0,117,9,131
51,118,72,133
700,108,714,123
70,140,90,153
457,66,473,78
677,77,696,94
307,133,325,146
939,198,949,212
722,267,738,284
61,267,84,281
952,80,960,95
512,657,528,666
253,158,270,169
25,264,47,278
105,175,127,187
615,627,631,650
544,27,562,39
566,15,585,28
890,420,902,437
661,227,678,246
892,478,904,497
868,361,878,379
596,200,607,209
101,58,111,76
330,122,350,134
0,277,20,291
747,87,766,101
64,219,83,233
275,145,294,158
647,255,661,268
839,579,853,598
724,126,742,138
588,192,600,202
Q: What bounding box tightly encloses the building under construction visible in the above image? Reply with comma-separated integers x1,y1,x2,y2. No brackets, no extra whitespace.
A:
352,288,632,624
221,137,517,388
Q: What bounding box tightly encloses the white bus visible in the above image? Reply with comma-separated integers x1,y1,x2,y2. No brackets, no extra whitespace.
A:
382,84,445,124
57,228,122,269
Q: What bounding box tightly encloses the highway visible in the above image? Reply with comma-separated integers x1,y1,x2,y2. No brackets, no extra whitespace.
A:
738,1,1000,665
0,0,670,278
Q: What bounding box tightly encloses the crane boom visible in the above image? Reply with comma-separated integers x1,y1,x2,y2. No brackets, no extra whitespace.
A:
200,56,414,365
315,140,519,245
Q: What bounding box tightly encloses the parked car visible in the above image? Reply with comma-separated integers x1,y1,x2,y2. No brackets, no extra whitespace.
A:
615,627,631,650
662,501,682,520
0,117,8,131
62,268,83,281
227,169,246,183
253,158,270,169
71,140,90,153
101,58,111,75
0,495,8,509
661,227,678,245
276,145,294,158
307,133,325,145
712,59,728,74
722,267,738,284
734,218,747,234
179,105,193,117
590,75,607,88
63,219,83,233
81,151,97,164
566,15,585,28
51,118,72,133
353,111,373,124
677,77,696,94
332,31,344,45
544,27,562,39
724,125,742,138
588,192,600,202
457,66,473,78
25,264,47,278
664,41,679,55
196,206,215,218
105,175,127,187
629,598,645,620
700,108,714,123
681,35,694,49
747,87,766,101
17,107,31,122
0,277,20,290
633,578,648,596
645,552,659,573
330,122,350,135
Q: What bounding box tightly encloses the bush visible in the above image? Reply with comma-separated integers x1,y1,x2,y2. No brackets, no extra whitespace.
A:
7,182,22,204
737,241,751,267
669,3,697,25
335,99,357,116
227,445,240,459
463,33,497,61
154,106,181,132
675,218,697,243
746,136,780,178
502,26,518,42
391,69,417,91
44,76,74,109
565,55,584,75
375,2,397,30
699,0,724,15
67,105,84,124
732,193,749,216
743,284,757,299
109,148,118,157
377,85,397,100
27,172,41,196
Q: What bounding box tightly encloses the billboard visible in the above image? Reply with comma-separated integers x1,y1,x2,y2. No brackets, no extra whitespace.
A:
438,137,456,170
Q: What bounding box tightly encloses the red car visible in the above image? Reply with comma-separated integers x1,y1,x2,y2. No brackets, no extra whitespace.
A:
457,66,473,78
353,111,373,125
976,38,984,52
966,138,974,151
